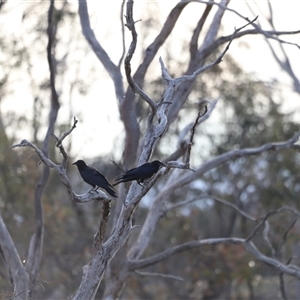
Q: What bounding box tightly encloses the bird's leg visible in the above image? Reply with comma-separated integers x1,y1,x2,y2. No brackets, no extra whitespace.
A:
88,186,97,193
137,181,145,188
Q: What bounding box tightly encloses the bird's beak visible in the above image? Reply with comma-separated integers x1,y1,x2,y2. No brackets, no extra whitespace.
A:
72,162,76,165
161,162,166,167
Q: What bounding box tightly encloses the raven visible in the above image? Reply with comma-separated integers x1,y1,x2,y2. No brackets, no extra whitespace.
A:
73,159,117,198
114,160,165,186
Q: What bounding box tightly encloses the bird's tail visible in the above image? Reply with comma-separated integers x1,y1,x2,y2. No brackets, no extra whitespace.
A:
113,175,125,186
106,185,118,198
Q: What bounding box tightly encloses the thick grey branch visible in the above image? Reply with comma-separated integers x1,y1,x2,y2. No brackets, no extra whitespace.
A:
198,0,230,53
128,237,300,280
129,131,300,260
129,237,244,270
118,0,126,69
131,1,190,89
189,2,213,59
25,0,61,292
78,0,124,102
124,0,156,110
169,131,300,191
93,201,112,252
0,214,29,298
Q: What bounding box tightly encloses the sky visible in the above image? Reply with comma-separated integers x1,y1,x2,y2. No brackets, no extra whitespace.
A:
1,0,299,160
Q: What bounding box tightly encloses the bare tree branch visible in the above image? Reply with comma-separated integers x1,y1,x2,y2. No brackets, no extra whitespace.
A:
52,116,78,148
196,0,299,49
78,0,124,102
278,218,298,256
93,201,112,252
128,236,300,281
117,0,126,69
133,271,184,282
124,0,157,110
184,100,209,168
11,122,112,204
170,194,257,221
174,16,259,87
129,132,300,261
246,206,300,242
7,280,39,300
120,1,191,168
25,0,60,293
189,1,213,60
170,131,300,191
198,0,230,53
279,272,288,300
262,221,276,257
0,214,29,299
129,238,242,271
51,117,78,169
131,1,190,88
249,1,300,93
243,241,300,278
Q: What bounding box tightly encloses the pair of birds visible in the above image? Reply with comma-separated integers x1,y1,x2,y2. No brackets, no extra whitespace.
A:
73,159,165,198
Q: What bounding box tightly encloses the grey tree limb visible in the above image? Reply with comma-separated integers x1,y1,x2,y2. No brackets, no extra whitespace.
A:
257,2,300,93
167,194,256,221
26,0,60,295
128,131,300,261
0,214,29,299
128,237,300,280
189,1,213,60
10,137,112,204
124,0,157,111
117,0,126,69
78,0,124,103
120,1,191,167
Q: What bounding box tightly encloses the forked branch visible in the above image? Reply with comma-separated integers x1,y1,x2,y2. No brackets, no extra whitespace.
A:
11,120,112,204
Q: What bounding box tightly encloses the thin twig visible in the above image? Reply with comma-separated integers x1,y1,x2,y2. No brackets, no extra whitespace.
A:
196,0,299,49
174,16,259,88
133,271,184,282
11,131,112,204
52,116,78,147
185,101,209,168
279,273,288,300
51,117,78,168
118,0,126,69
246,207,300,242
278,218,298,256
167,131,300,191
7,280,39,300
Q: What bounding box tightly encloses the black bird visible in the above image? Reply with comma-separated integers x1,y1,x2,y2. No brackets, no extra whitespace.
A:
114,160,165,187
73,159,117,198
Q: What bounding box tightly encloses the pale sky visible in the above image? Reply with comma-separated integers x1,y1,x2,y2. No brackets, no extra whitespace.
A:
1,1,299,160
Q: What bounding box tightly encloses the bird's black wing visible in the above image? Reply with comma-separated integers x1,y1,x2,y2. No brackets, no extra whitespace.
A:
81,167,117,197
114,163,155,185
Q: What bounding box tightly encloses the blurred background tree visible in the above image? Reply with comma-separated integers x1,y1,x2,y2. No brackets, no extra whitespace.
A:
0,1,299,299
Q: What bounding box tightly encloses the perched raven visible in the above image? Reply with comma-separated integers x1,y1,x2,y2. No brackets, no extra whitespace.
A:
73,159,117,198
114,160,165,186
